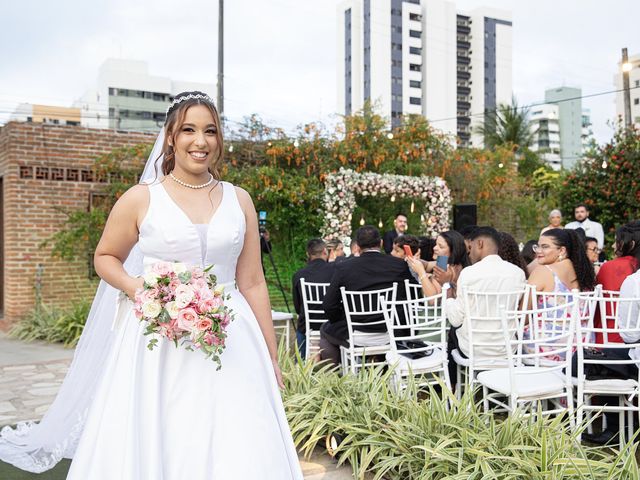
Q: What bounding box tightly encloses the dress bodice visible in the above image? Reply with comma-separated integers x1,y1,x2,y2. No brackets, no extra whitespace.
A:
138,181,246,284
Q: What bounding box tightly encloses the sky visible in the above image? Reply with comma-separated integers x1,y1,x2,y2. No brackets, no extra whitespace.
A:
0,0,637,143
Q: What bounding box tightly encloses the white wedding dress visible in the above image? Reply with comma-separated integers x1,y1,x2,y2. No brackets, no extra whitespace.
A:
66,181,303,479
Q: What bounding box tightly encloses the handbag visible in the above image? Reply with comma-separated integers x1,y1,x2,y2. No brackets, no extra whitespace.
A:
396,340,434,360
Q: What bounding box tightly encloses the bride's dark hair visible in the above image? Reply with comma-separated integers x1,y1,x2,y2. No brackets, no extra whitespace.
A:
162,91,224,180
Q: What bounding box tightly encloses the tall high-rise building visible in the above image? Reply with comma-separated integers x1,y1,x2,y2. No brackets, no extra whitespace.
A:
529,104,562,171
337,0,512,147
544,86,582,170
614,52,640,128
75,59,213,131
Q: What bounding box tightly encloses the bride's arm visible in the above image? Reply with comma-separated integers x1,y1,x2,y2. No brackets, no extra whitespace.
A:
234,187,283,385
94,185,149,298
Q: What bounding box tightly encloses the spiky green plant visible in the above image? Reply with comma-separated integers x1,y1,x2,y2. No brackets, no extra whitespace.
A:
280,352,640,479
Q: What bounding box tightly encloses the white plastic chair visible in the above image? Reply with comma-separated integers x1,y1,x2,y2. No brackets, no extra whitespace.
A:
477,301,577,421
575,292,640,445
451,287,528,399
299,279,330,360
381,288,450,392
404,279,424,300
339,283,397,375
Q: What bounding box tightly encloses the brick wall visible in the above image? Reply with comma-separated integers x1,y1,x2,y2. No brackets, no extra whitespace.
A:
0,122,156,329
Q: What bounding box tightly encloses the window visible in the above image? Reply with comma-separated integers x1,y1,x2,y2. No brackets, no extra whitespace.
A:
636,80,640,87
409,97,421,105
409,63,421,72
409,13,422,21
109,87,115,95
392,59,402,67
635,98,639,105
410,80,421,88
409,46,421,55
409,29,421,38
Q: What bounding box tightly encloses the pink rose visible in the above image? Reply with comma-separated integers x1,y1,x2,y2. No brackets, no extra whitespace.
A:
196,318,212,332
176,307,198,332
197,298,216,314
152,261,173,276
204,333,214,346
221,314,231,328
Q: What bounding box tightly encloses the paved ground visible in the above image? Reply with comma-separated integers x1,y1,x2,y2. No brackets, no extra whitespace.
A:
0,332,355,479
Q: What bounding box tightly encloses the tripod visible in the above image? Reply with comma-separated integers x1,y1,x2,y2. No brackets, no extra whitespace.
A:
260,232,292,319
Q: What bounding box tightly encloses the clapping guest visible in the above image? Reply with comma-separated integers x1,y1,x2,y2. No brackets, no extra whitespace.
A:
406,230,470,297
541,209,563,235
498,231,529,278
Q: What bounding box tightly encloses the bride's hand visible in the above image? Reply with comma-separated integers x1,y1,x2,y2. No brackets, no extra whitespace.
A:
125,277,144,300
272,359,285,390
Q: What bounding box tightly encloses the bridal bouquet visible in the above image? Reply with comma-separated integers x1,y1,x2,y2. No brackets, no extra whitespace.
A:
133,261,234,370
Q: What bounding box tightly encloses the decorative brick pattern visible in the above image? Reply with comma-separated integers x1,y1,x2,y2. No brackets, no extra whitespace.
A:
0,122,156,329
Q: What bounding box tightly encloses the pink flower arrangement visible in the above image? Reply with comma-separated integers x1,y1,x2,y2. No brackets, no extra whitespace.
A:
134,261,234,370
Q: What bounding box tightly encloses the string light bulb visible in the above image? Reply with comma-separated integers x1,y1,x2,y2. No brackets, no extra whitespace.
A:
293,139,299,148
390,194,396,202
410,201,415,213
387,132,394,139
602,160,608,169
228,145,234,153
359,215,365,226
378,219,383,228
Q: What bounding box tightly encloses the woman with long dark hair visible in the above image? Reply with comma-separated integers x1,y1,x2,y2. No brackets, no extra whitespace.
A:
498,231,529,278
406,230,470,297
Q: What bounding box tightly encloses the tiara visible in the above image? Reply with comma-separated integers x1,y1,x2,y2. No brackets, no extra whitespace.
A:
165,93,215,115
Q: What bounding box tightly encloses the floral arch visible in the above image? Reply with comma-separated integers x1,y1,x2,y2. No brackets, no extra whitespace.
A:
320,168,451,241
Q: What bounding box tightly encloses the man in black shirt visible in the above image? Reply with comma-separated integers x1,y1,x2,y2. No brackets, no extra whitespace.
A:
320,226,414,365
292,239,335,358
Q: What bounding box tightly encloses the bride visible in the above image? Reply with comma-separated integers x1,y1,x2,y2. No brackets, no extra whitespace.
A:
0,91,303,479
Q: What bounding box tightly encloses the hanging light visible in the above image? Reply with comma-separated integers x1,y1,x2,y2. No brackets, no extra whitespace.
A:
410,201,415,213
359,215,365,226
228,145,234,153
387,132,394,139
390,194,396,202
267,141,272,147
420,214,425,223
293,139,300,148
498,162,504,168
602,160,608,169
378,219,383,228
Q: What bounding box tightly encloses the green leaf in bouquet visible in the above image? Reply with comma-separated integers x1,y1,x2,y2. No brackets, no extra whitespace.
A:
147,338,158,351
178,271,192,283
158,309,172,324
204,265,214,273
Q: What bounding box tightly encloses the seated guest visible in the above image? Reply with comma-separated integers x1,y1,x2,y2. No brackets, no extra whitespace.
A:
443,227,527,387
528,228,596,298
406,230,470,297
418,236,436,262
383,213,408,254
292,239,336,358
390,234,420,259
525,228,596,361
326,239,347,263
458,225,479,255
579,267,640,445
498,231,529,278
319,226,414,366
585,236,601,275
541,209,564,235
521,239,537,269
594,221,640,343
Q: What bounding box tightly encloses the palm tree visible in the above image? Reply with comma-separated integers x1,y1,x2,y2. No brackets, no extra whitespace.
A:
476,96,533,152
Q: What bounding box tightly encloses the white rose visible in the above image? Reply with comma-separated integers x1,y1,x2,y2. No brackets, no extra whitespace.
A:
173,262,187,274
143,272,159,286
142,301,162,319
165,301,180,319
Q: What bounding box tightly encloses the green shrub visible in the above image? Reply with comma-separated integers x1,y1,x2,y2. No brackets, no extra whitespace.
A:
9,301,91,348
280,353,639,479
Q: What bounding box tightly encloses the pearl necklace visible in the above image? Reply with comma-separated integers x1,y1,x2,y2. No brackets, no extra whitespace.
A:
169,172,215,189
